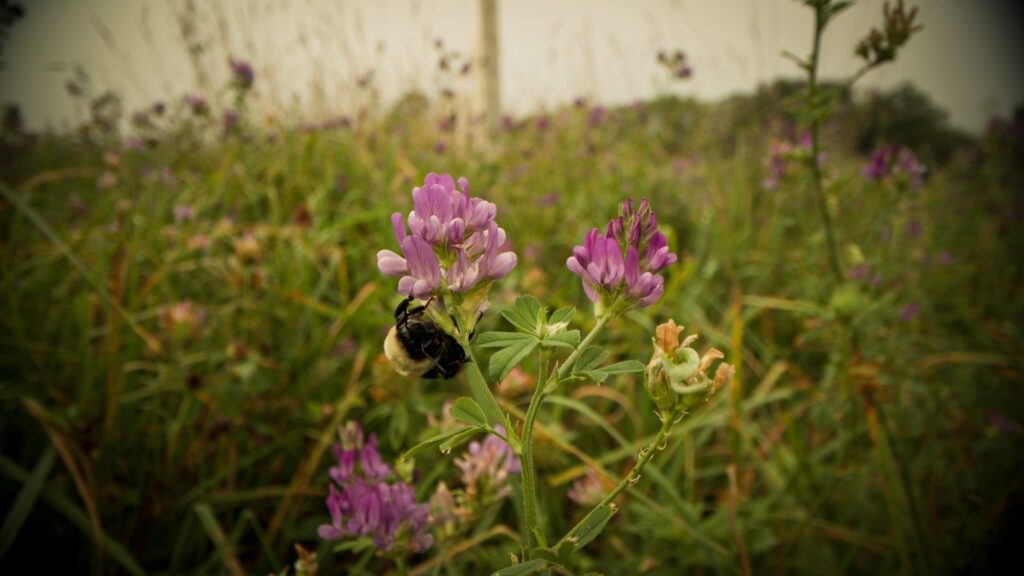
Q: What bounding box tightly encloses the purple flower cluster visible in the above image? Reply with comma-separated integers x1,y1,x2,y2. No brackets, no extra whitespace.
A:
229,58,254,90
454,425,520,500
318,423,433,553
863,145,926,190
185,94,209,116
377,173,517,299
762,131,813,191
567,199,676,308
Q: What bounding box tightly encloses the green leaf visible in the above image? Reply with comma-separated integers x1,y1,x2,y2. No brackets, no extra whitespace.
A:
563,503,618,551
573,347,608,373
532,525,549,548
503,414,523,453
488,338,539,382
332,536,375,554
439,426,486,454
597,360,646,374
549,306,575,326
0,454,146,576
388,403,408,450
476,331,537,348
532,548,561,564
541,329,580,349
401,426,484,460
0,447,55,557
515,295,542,323
491,558,548,576
451,397,488,427
580,359,646,384
501,295,542,334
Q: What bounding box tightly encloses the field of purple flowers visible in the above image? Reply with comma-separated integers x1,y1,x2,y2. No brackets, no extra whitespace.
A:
2,2,1024,574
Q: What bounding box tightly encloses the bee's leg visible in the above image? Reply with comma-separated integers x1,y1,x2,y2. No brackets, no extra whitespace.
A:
395,296,413,320
396,296,427,322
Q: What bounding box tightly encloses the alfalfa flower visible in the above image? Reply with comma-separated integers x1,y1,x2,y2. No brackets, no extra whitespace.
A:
229,58,254,91
863,144,926,191
454,425,520,502
567,468,610,507
566,198,676,311
761,131,816,191
377,173,517,328
644,319,733,414
318,422,433,553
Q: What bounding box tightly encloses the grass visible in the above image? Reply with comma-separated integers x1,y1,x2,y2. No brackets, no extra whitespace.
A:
1,85,1022,574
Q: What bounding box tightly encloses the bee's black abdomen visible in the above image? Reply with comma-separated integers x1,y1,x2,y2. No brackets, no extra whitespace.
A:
392,296,470,380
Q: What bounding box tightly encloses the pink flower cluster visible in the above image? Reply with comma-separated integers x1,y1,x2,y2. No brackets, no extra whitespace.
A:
863,145,926,191
377,173,517,299
318,422,433,552
567,199,677,308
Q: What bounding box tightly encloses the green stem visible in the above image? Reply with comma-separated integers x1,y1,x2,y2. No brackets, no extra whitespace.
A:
461,345,505,426
520,348,547,550
557,311,613,380
560,413,675,544
519,309,614,552
807,3,844,284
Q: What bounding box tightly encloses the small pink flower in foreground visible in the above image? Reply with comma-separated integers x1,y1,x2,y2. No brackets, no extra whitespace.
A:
455,425,520,501
319,422,433,553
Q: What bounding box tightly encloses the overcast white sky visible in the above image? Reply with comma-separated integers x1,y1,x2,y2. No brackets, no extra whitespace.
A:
2,0,1022,133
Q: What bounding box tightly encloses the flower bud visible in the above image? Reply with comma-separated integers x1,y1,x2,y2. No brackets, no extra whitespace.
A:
644,320,734,414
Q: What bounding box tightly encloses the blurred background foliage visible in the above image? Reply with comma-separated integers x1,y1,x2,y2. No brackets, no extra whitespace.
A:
1,3,1024,574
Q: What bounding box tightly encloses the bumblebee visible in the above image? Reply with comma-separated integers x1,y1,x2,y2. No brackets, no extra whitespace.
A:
383,297,469,379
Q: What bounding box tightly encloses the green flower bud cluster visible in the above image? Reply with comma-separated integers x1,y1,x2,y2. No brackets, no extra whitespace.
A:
644,320,735,415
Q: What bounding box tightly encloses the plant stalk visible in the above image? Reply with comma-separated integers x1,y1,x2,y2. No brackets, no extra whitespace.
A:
520,348,547,550
556,311,613,380
560,413,674,545
461,345,505,426
520,309,614,551
807,3,844,284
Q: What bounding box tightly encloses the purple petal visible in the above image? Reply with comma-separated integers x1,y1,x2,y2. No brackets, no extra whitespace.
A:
376,250,407,276
639,275,665,307
624,247,640,289
488,251,517,279
318,525,343,540
397,276,418,296
581,279,600,303
402,236,440,287
605,240,624,285
390,212,407,244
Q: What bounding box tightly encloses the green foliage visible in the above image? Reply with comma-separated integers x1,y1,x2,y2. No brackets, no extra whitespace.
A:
0,76,1021,575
